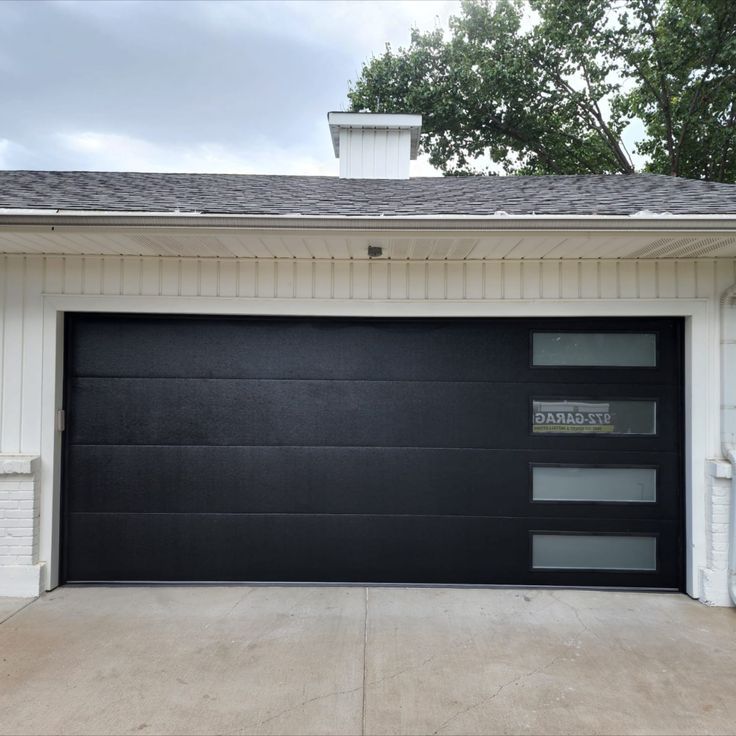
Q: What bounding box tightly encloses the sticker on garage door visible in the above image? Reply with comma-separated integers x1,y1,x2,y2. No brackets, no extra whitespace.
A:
532,400,657,435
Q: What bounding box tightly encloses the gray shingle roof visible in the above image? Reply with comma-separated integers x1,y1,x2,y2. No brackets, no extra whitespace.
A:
1,170,735,217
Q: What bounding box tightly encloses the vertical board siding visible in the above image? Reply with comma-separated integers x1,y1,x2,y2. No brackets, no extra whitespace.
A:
27,252,736,304
1,256,24,453
0,253,734,453
82,257,103,295
20,257,43,454
339,127,412,179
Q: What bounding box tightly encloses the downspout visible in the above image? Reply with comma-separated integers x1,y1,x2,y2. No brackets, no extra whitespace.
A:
727,445,736,604
721,281,736,604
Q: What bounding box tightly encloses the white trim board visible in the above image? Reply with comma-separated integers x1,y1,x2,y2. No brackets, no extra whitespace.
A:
39,294,713,597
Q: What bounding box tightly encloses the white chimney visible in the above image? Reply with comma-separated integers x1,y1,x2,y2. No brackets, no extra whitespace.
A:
328,112,422,179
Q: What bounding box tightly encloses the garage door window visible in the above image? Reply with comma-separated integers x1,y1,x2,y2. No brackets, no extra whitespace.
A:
532,466,657,502
532,332,657,367
532,399,656,435
532,534,657,571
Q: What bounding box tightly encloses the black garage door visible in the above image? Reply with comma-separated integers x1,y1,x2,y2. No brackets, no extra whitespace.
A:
62,315,683,589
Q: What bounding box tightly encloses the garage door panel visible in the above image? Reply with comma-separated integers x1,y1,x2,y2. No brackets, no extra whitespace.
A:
70,315,680,386
64,512,679,587
68,377,680,450
70,316,525,381
66,445,680,519
65,512,532,583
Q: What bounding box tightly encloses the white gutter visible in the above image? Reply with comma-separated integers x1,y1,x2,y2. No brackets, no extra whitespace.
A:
1,209,736,233
722,280,736,604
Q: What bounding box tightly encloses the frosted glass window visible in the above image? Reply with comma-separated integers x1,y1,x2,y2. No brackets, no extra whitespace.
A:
532,467,656,502
532,399,656,435
533,332,656,367
532,534,657,571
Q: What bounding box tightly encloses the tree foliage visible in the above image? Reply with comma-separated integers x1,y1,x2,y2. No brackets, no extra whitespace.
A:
347,0,736,181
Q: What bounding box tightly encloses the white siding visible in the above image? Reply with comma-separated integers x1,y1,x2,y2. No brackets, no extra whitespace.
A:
14,254,732,301
0,254,733,455
338,127,412,179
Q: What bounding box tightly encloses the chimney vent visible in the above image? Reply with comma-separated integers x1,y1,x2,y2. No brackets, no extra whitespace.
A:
328,112,421,179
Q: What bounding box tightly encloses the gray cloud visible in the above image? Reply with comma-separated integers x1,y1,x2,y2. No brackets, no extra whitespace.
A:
0,0,456,173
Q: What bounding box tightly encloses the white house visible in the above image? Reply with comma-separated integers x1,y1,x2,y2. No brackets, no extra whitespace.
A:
0,112,734,605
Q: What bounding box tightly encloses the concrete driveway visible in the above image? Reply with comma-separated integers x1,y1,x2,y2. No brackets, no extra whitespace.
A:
1,587,735,736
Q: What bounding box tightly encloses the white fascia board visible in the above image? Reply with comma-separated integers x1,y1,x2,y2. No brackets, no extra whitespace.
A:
1,209,736,234
327,112,422,127
328,112,422,157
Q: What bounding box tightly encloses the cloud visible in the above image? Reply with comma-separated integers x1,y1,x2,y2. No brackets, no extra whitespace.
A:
55,130,441,177
0,138,32,169
180,1,457,56
0,140,10,168
56,131,336,175
0,1,453,175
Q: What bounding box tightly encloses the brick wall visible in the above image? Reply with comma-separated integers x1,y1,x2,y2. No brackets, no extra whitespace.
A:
0,455,42,596
701,460,733,605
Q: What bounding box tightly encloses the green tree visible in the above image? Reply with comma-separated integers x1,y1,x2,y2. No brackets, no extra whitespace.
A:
347,0,736,181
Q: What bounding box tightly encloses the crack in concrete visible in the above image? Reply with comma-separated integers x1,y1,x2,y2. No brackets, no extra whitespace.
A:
222,588,257,619
366,654,437,689
228,589,320,644
549,592,602,641
203,588,257,628
429,593,602,734
363,635,486,695
431,652,568,734
237,682,364,735
237,588,369,736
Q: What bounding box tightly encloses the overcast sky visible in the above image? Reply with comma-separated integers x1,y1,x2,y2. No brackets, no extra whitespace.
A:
0,0,460,176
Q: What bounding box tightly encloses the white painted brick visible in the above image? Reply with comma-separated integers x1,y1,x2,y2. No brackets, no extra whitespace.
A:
3,510,33,519
7,491,34,500
0,535,24,545
701,460,732,606
3,549,33,558
1,518,34,528
706,460,733,479
0,458,40,567
2,546,33,555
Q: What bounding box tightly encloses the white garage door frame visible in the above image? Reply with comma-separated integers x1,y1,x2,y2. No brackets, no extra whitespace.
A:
39,294,713,597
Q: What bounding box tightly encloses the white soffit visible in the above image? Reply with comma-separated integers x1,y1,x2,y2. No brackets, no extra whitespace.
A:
1,225,736,259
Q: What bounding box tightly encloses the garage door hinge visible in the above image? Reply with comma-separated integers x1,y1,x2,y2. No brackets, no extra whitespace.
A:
56,409,66,432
